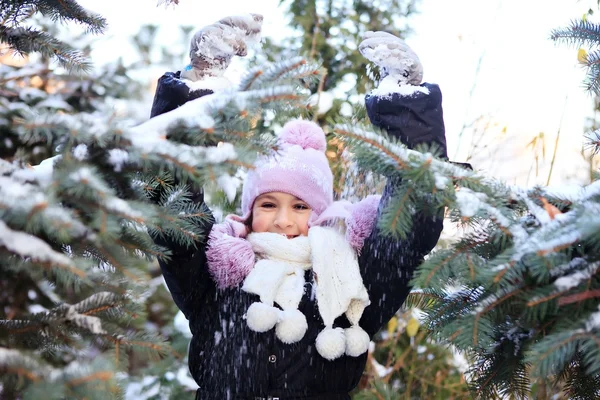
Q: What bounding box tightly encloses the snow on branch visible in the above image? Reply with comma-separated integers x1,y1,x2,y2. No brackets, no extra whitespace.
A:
513,199,600,259
253,56,318,86
334,123,471,177
104,198,144,221
63,307,106,335
584,305,600,332
69,167,112,193
128,84,297,146
4,292,120,336
0,348,51,382
554,262,600,292
582,179,600,201
71,292,121,314
334,123,526,240
0,175,89,239
0,64,49,83
0,220,85,278
125,84,300,173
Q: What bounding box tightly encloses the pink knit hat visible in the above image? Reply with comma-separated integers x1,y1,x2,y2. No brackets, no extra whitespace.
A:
238,119,334,220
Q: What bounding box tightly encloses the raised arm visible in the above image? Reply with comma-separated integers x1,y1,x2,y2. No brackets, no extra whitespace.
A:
356,32,446,335
149,74,217,319
148,15,263,318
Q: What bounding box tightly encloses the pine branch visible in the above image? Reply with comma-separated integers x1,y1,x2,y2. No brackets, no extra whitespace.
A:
0,26,92,72
238,65,264,91
0,348,49,382
378,186,414,239
0,220,87,279
584,129,600,155
562,356,600,400
334,123,409,170
551,19,600,49
35,0,107,34
528,331,600,378
1,292,123,337
559,288,600,306
253,56,314,86
404,289,445,310
339,102,600,396
0,0,107,72
413,245,486,290
156,0,180,6
583,49,600,95
0,347,119,397
106,332,170,361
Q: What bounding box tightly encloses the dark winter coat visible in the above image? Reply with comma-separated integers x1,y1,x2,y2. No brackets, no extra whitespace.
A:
150,72,446,400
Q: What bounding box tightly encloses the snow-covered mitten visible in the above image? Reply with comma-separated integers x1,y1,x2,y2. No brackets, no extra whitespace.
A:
182,14,263,81
358,31,423,86
217,13,263,45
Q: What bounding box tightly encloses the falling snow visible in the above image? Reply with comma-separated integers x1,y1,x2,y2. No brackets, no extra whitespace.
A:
217,174,241,203
107,148,129,172
72,144,89,160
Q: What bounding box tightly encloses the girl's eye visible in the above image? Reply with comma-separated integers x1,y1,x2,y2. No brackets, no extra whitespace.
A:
294,204,310,210
260,203,275,208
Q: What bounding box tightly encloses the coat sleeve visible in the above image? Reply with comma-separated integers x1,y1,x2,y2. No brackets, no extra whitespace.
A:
149,71,216,319
358,83,446,336
150,71,214,118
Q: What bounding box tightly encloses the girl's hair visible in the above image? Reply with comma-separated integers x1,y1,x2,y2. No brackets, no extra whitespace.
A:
244,213,253,233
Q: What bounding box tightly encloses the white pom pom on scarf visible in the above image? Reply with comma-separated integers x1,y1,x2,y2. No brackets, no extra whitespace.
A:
315,327,346,361
245,302,279,332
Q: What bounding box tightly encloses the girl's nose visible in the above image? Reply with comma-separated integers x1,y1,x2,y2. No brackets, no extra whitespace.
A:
274,209,293,228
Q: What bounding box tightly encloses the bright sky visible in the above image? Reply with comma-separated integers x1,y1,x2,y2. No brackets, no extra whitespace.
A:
79,0,597,188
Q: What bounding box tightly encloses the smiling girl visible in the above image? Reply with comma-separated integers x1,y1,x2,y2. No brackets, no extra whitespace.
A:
150,23,447,400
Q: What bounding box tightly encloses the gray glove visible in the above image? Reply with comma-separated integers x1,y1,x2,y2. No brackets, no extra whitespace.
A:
181,14,263,81
359,31,423,86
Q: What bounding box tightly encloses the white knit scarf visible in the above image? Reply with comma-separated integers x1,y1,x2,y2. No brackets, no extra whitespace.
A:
241,226,371,361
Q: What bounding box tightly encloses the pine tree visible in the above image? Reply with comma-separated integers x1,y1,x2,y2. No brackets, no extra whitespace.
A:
0,2,322,398
332,14,600,400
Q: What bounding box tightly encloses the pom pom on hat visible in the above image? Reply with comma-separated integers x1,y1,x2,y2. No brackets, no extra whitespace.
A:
238,118,333,218
278,120,327,152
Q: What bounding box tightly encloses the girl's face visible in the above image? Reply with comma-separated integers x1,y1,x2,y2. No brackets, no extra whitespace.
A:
251,192,311,238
